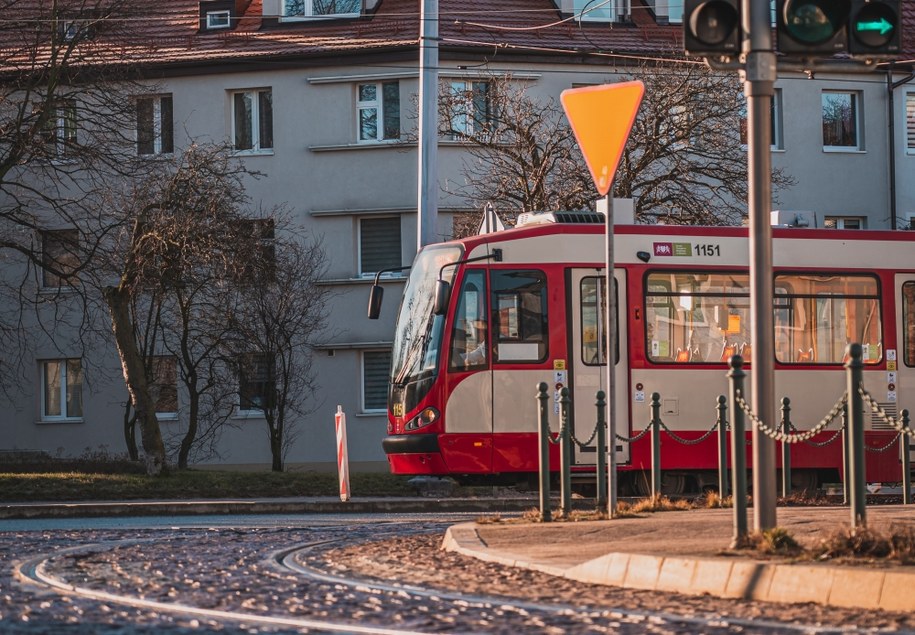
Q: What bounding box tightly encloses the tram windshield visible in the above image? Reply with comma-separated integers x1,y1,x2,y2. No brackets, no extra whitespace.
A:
390,244,462,388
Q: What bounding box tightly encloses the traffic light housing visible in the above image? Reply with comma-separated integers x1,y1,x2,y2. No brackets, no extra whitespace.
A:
683,0,740,57
777,0,850,55
849,0,900,55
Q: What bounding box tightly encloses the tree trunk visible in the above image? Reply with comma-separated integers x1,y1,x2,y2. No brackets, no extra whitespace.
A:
105,286,167,475
178,386,200,470
122,405,139,461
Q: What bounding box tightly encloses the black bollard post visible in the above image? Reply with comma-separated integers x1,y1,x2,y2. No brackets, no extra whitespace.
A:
781,397,792,498
717,395,728,498
650,392,661,499
845,343,866,529
596,390,607,510
560,387,572,518
728,355,748,547
536,382,552,522
902,410,911,506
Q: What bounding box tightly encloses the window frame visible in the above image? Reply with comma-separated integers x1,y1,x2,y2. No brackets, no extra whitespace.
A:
231,88,274,154
490,269,549,364
151,355,179,419
356,81,401,143
445,80,492,139
40,358,83,421
906,92,915,155
206,10,232,28
42,99,77,158
136,94,174,157
41,228,80,288
282,0,361,20
822,90,862,152
358,216,402,276
362,349,392,412
739,87,783,150
824,217,865,230
903,281,915,368
572,0,616,22
237,352,275,414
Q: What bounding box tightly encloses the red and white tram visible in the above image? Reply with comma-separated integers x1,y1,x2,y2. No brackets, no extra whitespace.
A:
373,212,915,493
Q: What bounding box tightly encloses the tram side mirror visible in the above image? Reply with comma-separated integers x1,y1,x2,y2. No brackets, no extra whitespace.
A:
367,284,384,320
433,279,451,315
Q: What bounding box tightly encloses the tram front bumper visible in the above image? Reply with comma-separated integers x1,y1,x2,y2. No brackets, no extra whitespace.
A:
382,434,448,474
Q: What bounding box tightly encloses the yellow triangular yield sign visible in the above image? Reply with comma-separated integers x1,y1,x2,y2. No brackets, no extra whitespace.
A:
560,81,644,196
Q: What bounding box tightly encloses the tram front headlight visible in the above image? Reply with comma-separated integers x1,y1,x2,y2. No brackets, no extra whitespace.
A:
404,407,439,431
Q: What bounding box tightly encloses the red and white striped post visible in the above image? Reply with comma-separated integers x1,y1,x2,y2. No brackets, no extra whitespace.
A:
335,405,351,502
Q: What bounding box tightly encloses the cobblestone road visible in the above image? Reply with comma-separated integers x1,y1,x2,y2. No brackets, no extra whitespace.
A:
0,518,912,634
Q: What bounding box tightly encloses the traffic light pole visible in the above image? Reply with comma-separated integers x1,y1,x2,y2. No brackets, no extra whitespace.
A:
743,0,777,531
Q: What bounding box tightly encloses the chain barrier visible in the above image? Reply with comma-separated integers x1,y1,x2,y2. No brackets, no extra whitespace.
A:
658,419,720,445
865,433,903,453
615,421,653,443
859,385,915,439
544,407,567,446
569,418,600,450
787,420,847,447
735,389,848,443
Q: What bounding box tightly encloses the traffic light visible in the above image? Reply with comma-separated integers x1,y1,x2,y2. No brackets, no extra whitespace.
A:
849,0,900,55
777,0,850,55
683,0,740,57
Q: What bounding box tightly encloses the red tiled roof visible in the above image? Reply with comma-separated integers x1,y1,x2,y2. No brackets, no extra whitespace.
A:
2,0,913,71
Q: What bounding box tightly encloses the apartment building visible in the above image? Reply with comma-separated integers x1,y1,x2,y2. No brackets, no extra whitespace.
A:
3,0,914,470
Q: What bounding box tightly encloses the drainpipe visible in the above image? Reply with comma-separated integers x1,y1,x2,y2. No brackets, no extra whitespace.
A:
887,65,915,230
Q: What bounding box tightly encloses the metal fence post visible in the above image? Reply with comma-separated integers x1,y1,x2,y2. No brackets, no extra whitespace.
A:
902,409,911,506
596,390,607,510
728,355,748,547
717,395,728,498
560,386,572,518
781,397,791,498
845,343,866,528
650,392,662,498
841,406,849,506
536,382,552,522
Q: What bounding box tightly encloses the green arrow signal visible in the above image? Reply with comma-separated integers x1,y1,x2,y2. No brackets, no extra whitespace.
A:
855,17,894,35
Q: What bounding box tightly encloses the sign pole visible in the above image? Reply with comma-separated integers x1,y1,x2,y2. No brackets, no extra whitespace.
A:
604,192,617,516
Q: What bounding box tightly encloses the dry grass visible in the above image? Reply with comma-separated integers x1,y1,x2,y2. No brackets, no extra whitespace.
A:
735,527,803,556
814,524,915,564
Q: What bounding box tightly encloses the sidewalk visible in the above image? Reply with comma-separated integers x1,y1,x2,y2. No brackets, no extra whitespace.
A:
443,506,915,612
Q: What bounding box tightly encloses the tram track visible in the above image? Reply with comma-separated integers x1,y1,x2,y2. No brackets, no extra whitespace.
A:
10,519,890,634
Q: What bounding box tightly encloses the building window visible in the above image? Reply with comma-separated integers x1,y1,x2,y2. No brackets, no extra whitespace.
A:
206,10,231,28
739,88,783,149
822,91,860,150
445,80,491,138
42,100,77,158
573,0,615,21
232,89,273,153
151,356,178,416
41,359,83,420
362,350,391,411
359,217,401,275
41,229,80,288
233,219,276,283
283,0,360,18
136,95,174,156
905,93,915,155
357,81,400,142
238,353,274,412
824,216,865,229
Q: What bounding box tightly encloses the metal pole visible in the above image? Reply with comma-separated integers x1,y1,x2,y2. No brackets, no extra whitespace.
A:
743,0,777,532
537,382,552,522
560,386,572,517
728,355,748,547
902,409,911,505
717,395,729,498
846,344,866,528
416,0,438,248
604,193,618,517
842,407,849,506
650,392,662,498
781,397,792,498
596,390,608,509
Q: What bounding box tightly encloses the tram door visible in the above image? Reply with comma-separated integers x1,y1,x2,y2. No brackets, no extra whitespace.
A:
569,268,630,466
895,275,915,463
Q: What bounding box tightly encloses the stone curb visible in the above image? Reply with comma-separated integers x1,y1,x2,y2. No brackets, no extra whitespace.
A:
0,497,542,520
442,523,915,612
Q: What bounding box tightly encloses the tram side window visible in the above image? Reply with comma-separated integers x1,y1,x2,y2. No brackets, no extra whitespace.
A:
491,269,548,363
645,271,750,363
449,270,488,371
903,282,915,367
580,276,619,365
774,274,881,364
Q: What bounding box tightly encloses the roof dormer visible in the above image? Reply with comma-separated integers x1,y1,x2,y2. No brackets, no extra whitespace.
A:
199,0,250,32
261,0,380,23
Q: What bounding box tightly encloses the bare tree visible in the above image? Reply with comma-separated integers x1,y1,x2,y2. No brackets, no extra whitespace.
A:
438,62,794,234
223,232,330,472
0,0,159,390
99,144,262,475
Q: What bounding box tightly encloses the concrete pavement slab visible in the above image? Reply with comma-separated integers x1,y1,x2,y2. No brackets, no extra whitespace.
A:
443,506,915,611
